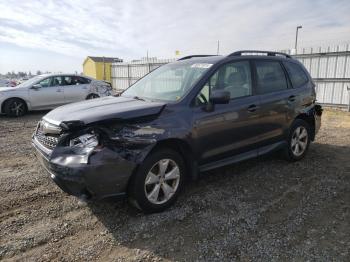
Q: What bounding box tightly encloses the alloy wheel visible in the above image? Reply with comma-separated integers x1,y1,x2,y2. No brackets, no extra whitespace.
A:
10,101,25,116
144,159,180,205
291,126,308,157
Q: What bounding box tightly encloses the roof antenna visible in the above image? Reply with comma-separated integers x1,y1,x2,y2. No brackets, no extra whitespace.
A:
216,40,220,55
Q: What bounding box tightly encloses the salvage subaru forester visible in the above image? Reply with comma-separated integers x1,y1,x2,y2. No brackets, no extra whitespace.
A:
32,51,322,213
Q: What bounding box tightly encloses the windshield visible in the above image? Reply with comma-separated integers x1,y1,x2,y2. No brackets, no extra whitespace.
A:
122,61,213,102
16,75,45,88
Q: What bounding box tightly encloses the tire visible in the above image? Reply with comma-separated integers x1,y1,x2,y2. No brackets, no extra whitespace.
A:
86,94,99,99
285,119,311,161
3,98,27,117
128,148,186,213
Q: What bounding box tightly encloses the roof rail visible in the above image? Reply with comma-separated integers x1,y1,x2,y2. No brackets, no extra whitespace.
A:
228,50,292,59
178,55,217,61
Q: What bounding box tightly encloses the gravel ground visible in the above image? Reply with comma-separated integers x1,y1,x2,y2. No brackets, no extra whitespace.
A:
0,109,349,261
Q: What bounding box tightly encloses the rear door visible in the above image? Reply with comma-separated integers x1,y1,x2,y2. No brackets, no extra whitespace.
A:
29,76,65,109
253,59,295,147
192,60,261,165
61,76,89,104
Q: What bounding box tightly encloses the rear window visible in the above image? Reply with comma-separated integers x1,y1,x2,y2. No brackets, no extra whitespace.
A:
255,61,288,94
283,62,309,88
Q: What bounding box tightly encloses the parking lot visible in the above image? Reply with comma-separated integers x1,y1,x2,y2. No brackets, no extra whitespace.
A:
0,109,349,261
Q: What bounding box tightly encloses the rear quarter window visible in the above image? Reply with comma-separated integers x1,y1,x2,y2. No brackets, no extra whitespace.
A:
80,77,91,84
283,62,309,88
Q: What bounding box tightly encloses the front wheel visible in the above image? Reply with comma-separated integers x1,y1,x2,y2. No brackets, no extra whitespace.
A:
128,149,186,213
285,119,311,161
4,98,27,117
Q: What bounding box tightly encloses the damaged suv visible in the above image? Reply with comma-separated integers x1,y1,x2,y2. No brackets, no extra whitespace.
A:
32,51,322,213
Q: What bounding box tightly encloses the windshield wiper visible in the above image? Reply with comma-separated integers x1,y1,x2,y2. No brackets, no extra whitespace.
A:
133,96,146,101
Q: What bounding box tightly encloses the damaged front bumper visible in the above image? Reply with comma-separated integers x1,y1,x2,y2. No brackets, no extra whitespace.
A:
32,136,137,200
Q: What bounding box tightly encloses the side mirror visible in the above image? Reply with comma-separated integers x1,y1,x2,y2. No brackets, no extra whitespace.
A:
31,84,41,90
209,90,230,104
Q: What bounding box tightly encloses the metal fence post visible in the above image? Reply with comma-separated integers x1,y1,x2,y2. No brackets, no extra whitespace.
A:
127,64,130,88
347,86,350,112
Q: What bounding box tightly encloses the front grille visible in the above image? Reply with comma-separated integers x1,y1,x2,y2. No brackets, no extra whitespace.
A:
35,129,59,150
34,120,62,150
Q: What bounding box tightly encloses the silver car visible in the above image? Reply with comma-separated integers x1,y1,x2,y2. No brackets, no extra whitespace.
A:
0,74,113,117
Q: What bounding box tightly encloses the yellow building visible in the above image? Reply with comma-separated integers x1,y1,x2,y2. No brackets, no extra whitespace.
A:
83,56,122,82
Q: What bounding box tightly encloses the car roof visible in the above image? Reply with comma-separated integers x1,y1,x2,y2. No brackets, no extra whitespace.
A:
177,51,295,64
37,73,94,79
176,56,224,64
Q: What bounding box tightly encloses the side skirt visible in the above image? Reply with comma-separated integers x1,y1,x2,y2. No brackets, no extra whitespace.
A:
198,141,287,172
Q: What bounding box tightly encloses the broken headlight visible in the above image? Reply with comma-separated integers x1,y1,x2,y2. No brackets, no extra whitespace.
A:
69,134,98,149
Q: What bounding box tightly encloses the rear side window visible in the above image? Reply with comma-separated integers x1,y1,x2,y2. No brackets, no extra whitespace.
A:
62,76,74,85
283,62,309,88
77,77,91,84
255,61,288,94
51,76,63,87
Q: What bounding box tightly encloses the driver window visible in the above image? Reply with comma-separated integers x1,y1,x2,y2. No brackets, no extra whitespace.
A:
38,77,51,88
195,60,252,106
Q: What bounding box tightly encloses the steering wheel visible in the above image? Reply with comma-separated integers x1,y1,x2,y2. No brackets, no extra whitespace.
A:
197,93,208,104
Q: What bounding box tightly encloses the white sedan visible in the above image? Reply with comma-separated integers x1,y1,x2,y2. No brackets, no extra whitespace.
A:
0,74,113,117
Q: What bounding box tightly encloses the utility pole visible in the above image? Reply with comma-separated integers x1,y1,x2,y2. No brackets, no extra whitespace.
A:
217,40,220,55
295,25,302,54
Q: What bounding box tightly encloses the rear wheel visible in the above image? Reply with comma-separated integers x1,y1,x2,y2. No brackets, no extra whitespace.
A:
86,94,99,99
128,149,186,213
285,119,311,161
4,98,27,117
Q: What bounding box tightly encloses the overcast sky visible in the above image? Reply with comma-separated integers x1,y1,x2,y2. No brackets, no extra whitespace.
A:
0,0,350,74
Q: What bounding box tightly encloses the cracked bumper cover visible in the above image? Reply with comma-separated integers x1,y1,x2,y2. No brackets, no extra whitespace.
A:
32,137,137,200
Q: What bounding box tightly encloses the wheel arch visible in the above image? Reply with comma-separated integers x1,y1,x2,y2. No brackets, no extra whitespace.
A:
147,138,198,181
86,93,99,99
1,97,29,114
294,113,315,140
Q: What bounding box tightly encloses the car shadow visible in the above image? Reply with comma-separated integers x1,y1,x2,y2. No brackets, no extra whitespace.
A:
86,141,350,260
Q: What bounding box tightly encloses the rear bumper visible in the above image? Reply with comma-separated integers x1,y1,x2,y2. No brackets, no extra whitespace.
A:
32,138,136,200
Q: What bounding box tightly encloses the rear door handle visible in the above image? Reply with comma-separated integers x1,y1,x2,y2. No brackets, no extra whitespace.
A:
56,89,63,93
288,95,296,102
247,104,258,112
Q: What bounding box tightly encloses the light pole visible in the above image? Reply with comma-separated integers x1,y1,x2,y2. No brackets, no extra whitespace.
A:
295,25,302,53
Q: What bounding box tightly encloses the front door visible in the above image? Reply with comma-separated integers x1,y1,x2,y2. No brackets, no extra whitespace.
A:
192,60,261,165
29,76,65,109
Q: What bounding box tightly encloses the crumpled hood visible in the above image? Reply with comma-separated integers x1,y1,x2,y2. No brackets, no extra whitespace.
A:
43,96,166,125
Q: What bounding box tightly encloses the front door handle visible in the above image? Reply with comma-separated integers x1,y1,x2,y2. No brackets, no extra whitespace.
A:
288,95,296,102
56,89,63,93
247,104,258,112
